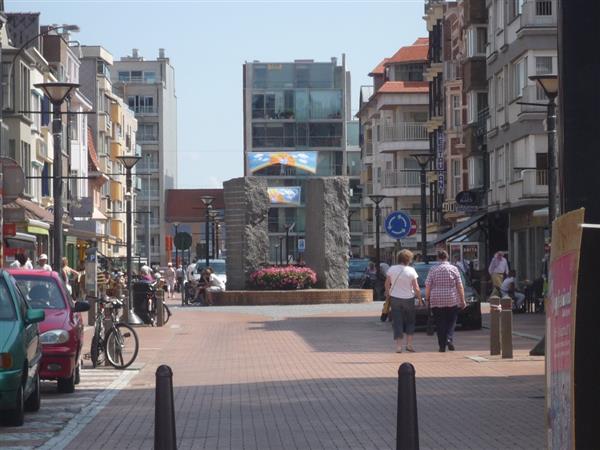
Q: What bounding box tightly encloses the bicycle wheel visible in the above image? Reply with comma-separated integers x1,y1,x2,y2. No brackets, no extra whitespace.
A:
163,304,171,325
105,323,139,369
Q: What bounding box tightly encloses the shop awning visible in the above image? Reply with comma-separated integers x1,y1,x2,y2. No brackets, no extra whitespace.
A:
434,213,486,244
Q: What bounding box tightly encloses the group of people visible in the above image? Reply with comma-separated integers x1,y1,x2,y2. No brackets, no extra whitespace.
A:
385,249,465,353
11,253,81,296
488,251,526,310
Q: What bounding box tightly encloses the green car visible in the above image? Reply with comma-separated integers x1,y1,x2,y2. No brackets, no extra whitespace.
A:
0,270,45,426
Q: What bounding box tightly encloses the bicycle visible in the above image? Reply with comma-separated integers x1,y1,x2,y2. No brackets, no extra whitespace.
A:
90,296,139,369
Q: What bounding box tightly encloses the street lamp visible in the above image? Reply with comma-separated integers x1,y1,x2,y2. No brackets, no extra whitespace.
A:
208,211,218,259
172,222,180,265
284,222,295,265
117,155,141,323
35,82,80,271
412,153,434,261
368,194,386,299
200,196,214,267
530,74,559,231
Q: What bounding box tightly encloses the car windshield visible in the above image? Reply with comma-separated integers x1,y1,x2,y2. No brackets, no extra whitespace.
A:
196,261,226,275
0,279,16,320
14,276,65,310
414,263,467,287
349,259,369,273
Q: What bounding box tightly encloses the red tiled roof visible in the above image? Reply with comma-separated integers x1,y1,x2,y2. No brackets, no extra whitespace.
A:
385,38,429,65
87,127,100,172
369,58,389,76
166,189,225,223
376,81,429,94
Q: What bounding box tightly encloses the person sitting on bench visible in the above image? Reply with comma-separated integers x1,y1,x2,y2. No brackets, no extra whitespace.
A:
500,270,525,310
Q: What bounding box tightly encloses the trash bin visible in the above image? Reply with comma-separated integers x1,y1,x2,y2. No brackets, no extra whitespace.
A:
132,281,154,325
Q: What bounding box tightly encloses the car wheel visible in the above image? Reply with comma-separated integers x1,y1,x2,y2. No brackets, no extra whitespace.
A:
57,374,75,394
24,373,41,412
3,385,25,426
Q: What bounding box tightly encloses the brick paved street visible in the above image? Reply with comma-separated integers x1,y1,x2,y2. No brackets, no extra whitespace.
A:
57,302,545,450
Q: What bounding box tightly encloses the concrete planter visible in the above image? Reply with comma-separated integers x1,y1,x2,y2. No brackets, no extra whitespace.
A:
210,289,372,306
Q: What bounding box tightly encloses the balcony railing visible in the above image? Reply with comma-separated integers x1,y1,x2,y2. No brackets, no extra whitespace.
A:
521,0,556,28
133,106,156,114
382,170,420,188
519,85,547,115
536,169,548,186
381,123,428,143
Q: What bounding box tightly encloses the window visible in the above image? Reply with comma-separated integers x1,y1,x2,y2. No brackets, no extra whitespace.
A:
31,93,41,131
138,123,158,141
127,96,154,114
451,95,461,128
466,27,487,57
20,141,31,194
144,72,156,83
20,63,30,118
118,71,130,82
309,122,342,147
467,91,489,124
309,90,342,119
131,70,143,82
496,72,504,108
496,0,504,31
535,56,554,100
452,159,462,196
42,163,50,197
508,0,523,19
393,63,425,82
511,58,526,99
377,167,382,183
468,157,484,188
68,113,78,140
96,60,111,79
536,0,552,16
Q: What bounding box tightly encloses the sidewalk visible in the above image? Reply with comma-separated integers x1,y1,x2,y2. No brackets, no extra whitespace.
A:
64,302,545,450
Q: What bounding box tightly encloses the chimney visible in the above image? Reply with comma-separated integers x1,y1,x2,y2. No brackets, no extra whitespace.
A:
132,48,139,59
158,48,165,59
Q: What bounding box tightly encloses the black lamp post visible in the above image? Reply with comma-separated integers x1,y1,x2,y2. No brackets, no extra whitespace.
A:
35,82,79,271
117,155,141,323
412,154,434,261
200,196,214,267
368,194,386,298
530,75,559,232
284,222,295,265
172,222,180,265
209,211,218,259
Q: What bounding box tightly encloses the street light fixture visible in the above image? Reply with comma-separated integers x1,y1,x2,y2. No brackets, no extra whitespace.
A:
117,155,141,323
200,196,214,267
34,82,80,272
412,153,434,261
368,194,386,299
530,74,559,231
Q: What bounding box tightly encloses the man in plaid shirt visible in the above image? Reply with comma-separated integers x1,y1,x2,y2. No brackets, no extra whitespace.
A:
425,250,466,352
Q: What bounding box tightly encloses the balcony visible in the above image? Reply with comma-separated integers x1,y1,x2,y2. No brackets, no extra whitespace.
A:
517,85,547,119
382,170,420,188
520,0,556,31
110,141,123,159
133,106,157,115
379,123,429,153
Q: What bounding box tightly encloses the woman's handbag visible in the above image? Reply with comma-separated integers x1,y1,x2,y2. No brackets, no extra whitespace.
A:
380,296,391,322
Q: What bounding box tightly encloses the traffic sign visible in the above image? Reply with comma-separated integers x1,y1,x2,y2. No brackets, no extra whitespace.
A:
408,218,417,237
384,211,412,240
297,238,306,252
174,232,192,250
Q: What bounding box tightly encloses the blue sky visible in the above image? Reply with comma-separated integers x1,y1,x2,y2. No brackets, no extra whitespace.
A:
8,0,425,188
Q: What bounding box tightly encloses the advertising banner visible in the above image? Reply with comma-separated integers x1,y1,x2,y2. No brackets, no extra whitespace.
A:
267,187,301,205
546,208,584,450
248,152,317,174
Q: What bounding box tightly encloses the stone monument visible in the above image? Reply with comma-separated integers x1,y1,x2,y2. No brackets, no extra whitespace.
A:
304,177,350,289
223,177,270,289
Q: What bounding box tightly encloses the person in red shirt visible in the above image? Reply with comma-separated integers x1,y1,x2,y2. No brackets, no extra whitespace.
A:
425,250,466,352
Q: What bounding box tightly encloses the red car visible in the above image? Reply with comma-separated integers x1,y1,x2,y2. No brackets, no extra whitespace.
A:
8,269,89,393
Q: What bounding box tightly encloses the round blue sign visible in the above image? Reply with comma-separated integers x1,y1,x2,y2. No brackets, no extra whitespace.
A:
384,211,412,240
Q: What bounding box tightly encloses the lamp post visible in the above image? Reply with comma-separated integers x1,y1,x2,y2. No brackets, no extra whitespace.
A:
368,194,386,299
215,221,221,259
117,155,141,323
284,222,295,265
35,82,79,271
529,75,559,232
172,222,180,265
412,154,434,261
209,210,218,259
200,196,214,267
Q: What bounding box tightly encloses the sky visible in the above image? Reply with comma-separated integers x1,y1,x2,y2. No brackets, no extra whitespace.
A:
8,0,426,189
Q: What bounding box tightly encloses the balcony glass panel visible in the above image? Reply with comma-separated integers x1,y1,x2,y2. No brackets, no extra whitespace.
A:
309,122,342,147
309,90,342,119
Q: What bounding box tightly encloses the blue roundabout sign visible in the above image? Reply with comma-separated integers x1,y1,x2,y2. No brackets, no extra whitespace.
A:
384,211,413,240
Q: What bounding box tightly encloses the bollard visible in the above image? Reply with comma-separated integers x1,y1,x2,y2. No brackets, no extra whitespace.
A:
155,365,177,450
501,296,513,359
396,362,419,450
489,296,501,356
156,290,164,327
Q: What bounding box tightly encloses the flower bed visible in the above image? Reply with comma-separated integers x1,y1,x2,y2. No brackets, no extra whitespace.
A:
249,266,317,290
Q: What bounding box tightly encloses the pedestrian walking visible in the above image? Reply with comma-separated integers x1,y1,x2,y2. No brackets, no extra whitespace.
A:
37,254,52,271
165,262,176,299
61,257,80,295
488,251,509,295
385,249,422,353
425,250,466,352
175,264,184,292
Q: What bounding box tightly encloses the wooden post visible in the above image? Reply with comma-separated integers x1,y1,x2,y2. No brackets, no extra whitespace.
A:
489,296,501,356
501,296,513,359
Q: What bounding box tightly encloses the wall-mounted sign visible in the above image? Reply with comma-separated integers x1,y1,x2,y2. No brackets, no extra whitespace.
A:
456,190,482,213
248,152,317,174
267,187,301,205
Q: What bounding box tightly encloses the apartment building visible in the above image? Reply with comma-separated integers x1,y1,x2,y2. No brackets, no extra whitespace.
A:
242,57,357,262
112,49,178,266
485,0,556,280
357,40,430,261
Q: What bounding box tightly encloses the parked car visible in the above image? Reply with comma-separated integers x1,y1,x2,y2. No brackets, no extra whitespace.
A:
348,258,370,288
9,270,89,394
194,259,227,286
413,262,482,330
0,270,45,426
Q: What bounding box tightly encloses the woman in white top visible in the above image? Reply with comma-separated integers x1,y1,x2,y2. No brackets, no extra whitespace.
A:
385,249,423,353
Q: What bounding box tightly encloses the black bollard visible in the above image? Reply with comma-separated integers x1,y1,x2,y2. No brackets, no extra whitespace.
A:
397,362,419,450
155,365,177,450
